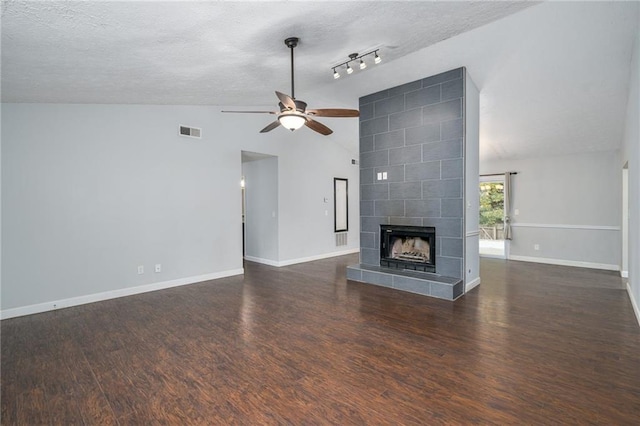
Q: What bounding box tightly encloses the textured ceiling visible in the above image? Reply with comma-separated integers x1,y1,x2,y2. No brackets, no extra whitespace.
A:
1,0,533,105
2,1,638,162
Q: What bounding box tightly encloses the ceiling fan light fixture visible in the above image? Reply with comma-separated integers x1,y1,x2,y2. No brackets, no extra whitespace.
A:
278,113,306,131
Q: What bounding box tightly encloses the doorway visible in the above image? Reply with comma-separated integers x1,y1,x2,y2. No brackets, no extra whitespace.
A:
479,176,507,258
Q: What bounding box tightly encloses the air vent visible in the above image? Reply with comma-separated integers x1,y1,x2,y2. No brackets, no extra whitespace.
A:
179,125,201,139
336,232,348,247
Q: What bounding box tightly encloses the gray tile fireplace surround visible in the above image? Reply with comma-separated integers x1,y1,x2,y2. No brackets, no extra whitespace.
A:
348,67,467,301
346,264,464,300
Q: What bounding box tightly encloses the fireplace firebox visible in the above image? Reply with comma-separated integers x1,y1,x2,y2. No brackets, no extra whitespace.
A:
380,225,436,272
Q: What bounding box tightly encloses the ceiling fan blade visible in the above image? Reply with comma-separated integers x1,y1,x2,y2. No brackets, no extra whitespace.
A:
260,120,281,133
305,118,333,136
306,108,360,118
221,110,277,114
276,91,297,110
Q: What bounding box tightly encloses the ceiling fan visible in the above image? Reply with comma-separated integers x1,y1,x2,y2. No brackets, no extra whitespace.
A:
222,37,360,136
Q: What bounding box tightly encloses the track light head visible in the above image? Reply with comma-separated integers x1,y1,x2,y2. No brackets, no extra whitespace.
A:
333,68,340,79
374,51,381,64
346,63,353,74
359,59,367,70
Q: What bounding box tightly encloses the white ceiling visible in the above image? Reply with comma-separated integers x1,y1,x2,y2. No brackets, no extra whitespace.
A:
2,1,639,161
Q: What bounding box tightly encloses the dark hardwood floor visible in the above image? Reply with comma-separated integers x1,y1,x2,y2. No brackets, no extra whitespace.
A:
2,255,639,424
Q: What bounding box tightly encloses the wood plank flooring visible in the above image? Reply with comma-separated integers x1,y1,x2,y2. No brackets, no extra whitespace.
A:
2,255,640,424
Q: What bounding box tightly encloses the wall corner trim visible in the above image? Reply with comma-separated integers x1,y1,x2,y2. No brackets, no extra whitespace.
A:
0,268,245,320
627,282,640,327
465,277,481,292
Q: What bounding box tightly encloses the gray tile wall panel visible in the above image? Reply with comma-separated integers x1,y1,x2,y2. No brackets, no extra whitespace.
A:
360,232,376,249
360,249,379,266
360,200,374,217
422,99,462,124
388,80,422,97
441,198,464,218
389,108,422,131
374,130,405,150
361,116,389,136
360,103,374,121
405,85,441,110
441,118,464,140
374,94,405,118
361,183,389,201
389,181,423,200
435,256,463,279
360,136,374,153
405,161,441,182
374,200,405,216
441,158,463,179
424,218,462,238
421,68,463,87
405,123,441,145
357,67,467,293
423,139,463,161
389,145,422,165
405,199,441,218
441,78,463,101
360,168,374,185
361,149,389,168
389,216,423,226
361,216,388,232
375,165,405,182
360,90,389,106
440,237,463,257
423,179,462,198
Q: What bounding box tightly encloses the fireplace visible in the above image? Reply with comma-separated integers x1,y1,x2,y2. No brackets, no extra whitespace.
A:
380,225,436,272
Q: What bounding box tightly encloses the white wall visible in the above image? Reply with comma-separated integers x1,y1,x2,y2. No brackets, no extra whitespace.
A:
621,7,640,324
464,71,480,291
480,151,621,270
1,103,360,317
243,156,279,264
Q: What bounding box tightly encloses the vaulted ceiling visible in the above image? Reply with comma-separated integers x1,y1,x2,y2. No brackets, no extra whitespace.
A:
2,1,638,161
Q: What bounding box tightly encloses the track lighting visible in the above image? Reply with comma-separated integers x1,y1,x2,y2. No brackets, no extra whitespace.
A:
331,49,381,78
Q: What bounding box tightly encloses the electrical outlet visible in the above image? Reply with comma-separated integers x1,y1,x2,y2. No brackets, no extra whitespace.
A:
155,264,161,273
534,244,540,251
137,265,144,274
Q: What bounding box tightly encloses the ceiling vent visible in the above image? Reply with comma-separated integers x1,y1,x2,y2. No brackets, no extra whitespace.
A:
179,125,201,139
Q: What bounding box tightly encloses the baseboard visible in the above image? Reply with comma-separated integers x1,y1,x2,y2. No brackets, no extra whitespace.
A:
0,268,244,320
621,270,629,278
245,248,359,268
627,282,640,327
508,255,619,272
465,277,481,292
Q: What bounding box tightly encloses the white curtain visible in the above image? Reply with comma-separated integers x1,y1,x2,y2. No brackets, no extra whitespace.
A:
504,172,513,240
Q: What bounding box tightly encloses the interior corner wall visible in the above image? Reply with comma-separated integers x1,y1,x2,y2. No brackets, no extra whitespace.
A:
1,103,359,316
243,156,279,264
464,72,480,289
480,151,621,270
621,7,640,323
358,68,466,280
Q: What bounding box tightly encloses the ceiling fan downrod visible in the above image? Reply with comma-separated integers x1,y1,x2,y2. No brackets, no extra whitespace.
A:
284,37,299,100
